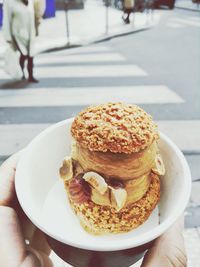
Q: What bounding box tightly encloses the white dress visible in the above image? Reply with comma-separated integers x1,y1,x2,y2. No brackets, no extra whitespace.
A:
3,0,36,56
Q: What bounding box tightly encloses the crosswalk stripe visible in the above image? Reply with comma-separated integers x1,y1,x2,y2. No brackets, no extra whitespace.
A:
35,53,126,65
0,124,50,156
0,120,199,156
166,22,184,28
34,65,147,78
0,65,146,80
157,120,200,152
0,85,184,107
62,45,112,54
38,46,112,58
171,17,200,27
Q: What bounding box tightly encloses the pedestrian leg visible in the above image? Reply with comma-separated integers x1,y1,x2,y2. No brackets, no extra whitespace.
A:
126,11,131,23
27,56,39,83
19,54,26,79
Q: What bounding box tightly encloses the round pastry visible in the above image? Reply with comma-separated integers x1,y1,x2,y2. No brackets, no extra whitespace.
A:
60,102,165,235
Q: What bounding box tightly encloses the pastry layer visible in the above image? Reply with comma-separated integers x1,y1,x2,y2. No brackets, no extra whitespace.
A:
72,141,158,180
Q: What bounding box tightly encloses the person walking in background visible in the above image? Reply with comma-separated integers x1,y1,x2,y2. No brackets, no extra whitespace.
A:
3,0,45,83
122,0,134,24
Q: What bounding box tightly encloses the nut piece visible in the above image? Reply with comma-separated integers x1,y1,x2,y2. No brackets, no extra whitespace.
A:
83,172,108,195
109,186,127,211
91,188,110,206
59,156,73,181
152,154,165,176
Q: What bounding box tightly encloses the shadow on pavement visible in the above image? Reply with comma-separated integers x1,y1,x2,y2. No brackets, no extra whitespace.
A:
0,79,30,89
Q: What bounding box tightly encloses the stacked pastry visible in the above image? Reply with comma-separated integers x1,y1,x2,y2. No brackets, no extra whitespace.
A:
59,103,165,235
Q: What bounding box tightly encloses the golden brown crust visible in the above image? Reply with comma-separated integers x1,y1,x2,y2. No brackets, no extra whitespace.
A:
71,102,159,154
65,172,160,234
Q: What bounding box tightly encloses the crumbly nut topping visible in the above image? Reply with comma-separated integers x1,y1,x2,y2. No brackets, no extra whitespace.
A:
71,102,159,154
68,172,160,234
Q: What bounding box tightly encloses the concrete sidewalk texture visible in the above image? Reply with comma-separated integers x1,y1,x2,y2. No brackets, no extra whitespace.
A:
175,0,200,11
0,0,160,57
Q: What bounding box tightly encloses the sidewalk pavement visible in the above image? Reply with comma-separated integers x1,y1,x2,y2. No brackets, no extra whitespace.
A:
0,0,160,58
175,0,200,11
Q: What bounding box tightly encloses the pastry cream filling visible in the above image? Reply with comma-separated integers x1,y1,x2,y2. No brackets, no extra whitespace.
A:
72,140,158,180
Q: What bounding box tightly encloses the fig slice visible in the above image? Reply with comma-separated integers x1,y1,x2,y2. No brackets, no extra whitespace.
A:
68,177,91,204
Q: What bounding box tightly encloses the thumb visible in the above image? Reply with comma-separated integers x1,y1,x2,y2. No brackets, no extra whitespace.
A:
0,206,53,267
140,218,187,267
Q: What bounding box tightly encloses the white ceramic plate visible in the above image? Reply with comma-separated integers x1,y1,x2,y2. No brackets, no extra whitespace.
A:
15,119,191,251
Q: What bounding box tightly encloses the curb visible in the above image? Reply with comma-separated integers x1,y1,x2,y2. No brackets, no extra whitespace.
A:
92,24,152,44
175,5,200,12
37,24,153,54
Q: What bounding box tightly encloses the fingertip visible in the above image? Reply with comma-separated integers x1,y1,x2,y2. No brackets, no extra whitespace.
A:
0,151,25,207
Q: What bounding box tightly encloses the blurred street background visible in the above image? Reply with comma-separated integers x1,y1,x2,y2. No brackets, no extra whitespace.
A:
0,0,200,266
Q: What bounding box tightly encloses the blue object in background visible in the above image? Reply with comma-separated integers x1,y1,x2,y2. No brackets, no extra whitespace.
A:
0,0,56,27
0,3,3,27
44,0,56,18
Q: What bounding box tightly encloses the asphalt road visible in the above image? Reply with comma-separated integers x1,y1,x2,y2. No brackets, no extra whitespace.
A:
109,8,200,120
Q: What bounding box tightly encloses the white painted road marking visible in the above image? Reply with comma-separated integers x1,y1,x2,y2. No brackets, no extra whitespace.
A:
167,22,184,28
37,46,112,58
34,65,147,78
171,17,200,27
157,120,200,151
0,85,184,107
56,45,112,54
35,53,126,64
